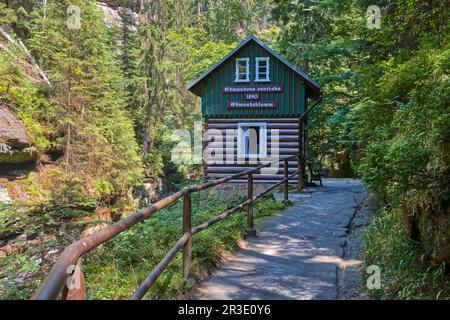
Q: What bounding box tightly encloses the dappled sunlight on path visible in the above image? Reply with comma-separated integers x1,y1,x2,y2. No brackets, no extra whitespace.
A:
195,179,369,300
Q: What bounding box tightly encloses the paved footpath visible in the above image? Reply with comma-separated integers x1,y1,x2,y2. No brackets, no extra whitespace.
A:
195,179,370,300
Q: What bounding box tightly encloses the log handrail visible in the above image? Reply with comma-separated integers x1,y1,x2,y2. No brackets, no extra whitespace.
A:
33,153,303,300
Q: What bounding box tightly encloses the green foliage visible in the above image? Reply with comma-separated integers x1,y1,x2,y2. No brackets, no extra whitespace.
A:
0,253,42,300
349,2,449,299
0,0,283,300
24,0,143,205
1,0,448,301
0,196,100,300
0,3,16,26
167,28,236,80
275,0,449,299
273,0,365,165
0,52,51,151
197,0,275,43
116,1,276,178
353,31,450,204
2,0,143,207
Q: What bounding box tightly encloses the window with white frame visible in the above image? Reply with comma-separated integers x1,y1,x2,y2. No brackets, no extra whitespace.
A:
235,58,250,82
237,123,267,159
255,57,270,82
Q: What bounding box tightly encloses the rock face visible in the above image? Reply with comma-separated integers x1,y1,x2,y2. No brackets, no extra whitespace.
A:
132,178,163,207
81,207,114,238
399,202,450,266
0,103,37,169
97,2,124,28
101,0,135,7
97,2,139,30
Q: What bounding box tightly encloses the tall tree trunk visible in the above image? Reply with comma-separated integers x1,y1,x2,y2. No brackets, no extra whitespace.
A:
142,99,151,159
64,36,74,169
302,59,309,74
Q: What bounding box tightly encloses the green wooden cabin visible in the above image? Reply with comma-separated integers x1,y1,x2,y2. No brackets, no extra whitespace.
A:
188,35,322,183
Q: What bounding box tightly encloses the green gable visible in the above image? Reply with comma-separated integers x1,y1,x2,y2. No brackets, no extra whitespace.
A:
188,35,321,118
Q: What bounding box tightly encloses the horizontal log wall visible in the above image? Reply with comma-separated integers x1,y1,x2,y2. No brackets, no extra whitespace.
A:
205,118,300,183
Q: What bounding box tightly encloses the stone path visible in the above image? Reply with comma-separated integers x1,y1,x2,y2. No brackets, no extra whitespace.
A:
195,179,372,300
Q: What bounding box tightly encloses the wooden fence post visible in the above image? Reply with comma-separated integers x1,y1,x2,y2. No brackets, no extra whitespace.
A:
284,160,289,201
183,194,192,280
247,173,256,237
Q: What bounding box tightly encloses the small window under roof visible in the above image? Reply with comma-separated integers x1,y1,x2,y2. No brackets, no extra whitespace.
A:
255,57,270,82
235,58,250,82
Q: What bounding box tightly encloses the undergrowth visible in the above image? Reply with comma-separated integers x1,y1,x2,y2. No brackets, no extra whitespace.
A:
363,206,450,300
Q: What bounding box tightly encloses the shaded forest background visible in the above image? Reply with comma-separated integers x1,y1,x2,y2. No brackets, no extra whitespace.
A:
0,0,448,299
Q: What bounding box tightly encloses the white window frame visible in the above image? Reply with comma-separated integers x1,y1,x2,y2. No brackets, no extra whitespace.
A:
237,122,267,159
235,58,250,82
255,57,270,82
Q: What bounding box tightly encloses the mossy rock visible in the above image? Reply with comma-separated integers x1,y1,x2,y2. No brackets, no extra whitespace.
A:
0,105,32,149
0,147,38,164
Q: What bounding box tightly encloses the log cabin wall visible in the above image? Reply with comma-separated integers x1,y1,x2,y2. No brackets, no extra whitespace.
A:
205,117,301,183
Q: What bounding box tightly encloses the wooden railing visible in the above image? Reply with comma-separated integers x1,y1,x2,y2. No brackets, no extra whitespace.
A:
32,154,304,300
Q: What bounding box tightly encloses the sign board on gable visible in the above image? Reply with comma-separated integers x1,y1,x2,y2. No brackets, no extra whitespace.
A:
223,85,283,93
229,101,277,108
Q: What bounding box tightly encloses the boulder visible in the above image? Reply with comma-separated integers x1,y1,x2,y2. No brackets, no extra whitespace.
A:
97,2,123,28
132,178,162,207
0,104,30,149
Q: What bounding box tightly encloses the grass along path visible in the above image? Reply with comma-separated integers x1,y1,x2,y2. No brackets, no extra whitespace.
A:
83,189,289,300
